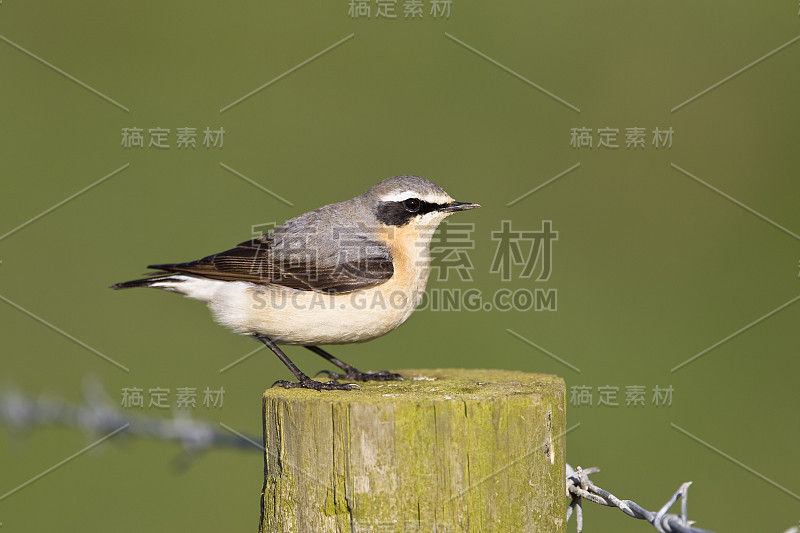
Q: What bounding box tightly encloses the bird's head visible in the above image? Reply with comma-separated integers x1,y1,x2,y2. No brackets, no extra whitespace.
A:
363,175,480,231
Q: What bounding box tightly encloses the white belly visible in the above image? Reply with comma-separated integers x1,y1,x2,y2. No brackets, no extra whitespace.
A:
157,270,429,345
211,280,424,344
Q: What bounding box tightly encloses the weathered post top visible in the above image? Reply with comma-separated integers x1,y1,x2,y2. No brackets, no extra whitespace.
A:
261,368,566,533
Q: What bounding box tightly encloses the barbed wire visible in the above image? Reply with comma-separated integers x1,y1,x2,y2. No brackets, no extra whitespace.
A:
0,380,261,461
566,464,714,533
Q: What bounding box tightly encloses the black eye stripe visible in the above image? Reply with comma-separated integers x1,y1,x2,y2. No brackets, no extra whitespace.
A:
375,200,448,227
406,199,440,214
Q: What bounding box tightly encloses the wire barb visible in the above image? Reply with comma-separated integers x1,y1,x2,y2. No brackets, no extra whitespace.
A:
566,464,714,533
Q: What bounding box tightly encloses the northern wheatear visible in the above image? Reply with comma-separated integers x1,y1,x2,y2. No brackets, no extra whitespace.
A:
111,175,479,390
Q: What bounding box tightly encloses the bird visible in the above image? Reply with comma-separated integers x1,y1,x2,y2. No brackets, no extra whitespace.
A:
111,175,480,390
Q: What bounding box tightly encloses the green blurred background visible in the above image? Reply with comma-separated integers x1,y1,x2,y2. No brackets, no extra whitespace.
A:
2,1,799,531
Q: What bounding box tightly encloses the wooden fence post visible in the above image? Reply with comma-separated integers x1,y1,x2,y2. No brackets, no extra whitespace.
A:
260,368,566,532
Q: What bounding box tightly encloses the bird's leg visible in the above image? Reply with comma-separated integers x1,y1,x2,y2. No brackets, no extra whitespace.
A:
306,346,404,382
253,334,360,391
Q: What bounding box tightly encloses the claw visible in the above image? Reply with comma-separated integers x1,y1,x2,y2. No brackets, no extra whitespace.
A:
313,369,404,382
270,378,360,391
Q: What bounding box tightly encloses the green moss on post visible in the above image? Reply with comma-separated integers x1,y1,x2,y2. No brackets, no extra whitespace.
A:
260,369,566,532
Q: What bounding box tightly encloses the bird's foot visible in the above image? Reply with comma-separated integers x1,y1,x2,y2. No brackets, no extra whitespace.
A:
272,378,360,391
316,369,404,382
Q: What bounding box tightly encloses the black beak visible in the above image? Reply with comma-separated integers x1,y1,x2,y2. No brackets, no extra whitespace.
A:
440,201,481,213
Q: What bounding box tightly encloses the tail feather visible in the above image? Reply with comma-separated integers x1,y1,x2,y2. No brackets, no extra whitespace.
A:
110,275,185,290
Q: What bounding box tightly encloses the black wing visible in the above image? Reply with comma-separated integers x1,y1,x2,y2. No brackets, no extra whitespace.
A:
147,230,394,294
